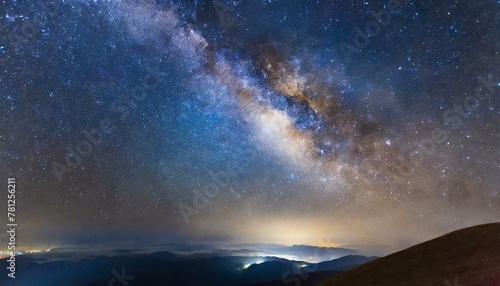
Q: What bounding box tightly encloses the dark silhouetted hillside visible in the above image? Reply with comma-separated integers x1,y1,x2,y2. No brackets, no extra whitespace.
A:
319,222,500,286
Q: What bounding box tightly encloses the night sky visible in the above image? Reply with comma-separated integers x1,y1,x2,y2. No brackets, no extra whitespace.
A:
0,0,499,257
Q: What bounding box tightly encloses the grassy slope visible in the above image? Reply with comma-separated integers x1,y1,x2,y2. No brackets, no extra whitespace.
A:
318,222,500,286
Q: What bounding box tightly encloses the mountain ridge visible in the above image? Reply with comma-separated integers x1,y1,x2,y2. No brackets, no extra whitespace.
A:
318,222,500,286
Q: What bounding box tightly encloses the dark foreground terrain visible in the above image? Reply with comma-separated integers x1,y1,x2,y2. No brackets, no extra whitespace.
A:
318,222,500,286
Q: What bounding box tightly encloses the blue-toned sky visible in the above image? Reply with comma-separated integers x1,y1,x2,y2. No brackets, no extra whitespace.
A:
0,0,499,257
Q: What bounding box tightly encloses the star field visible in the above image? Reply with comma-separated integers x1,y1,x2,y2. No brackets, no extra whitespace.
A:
0,0,498,255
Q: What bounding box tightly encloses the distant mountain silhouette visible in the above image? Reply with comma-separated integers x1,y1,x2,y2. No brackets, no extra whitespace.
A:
0,249,375,286
303,255,378,272
245,255,378,286
269,245,356,261
319,222,500,286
